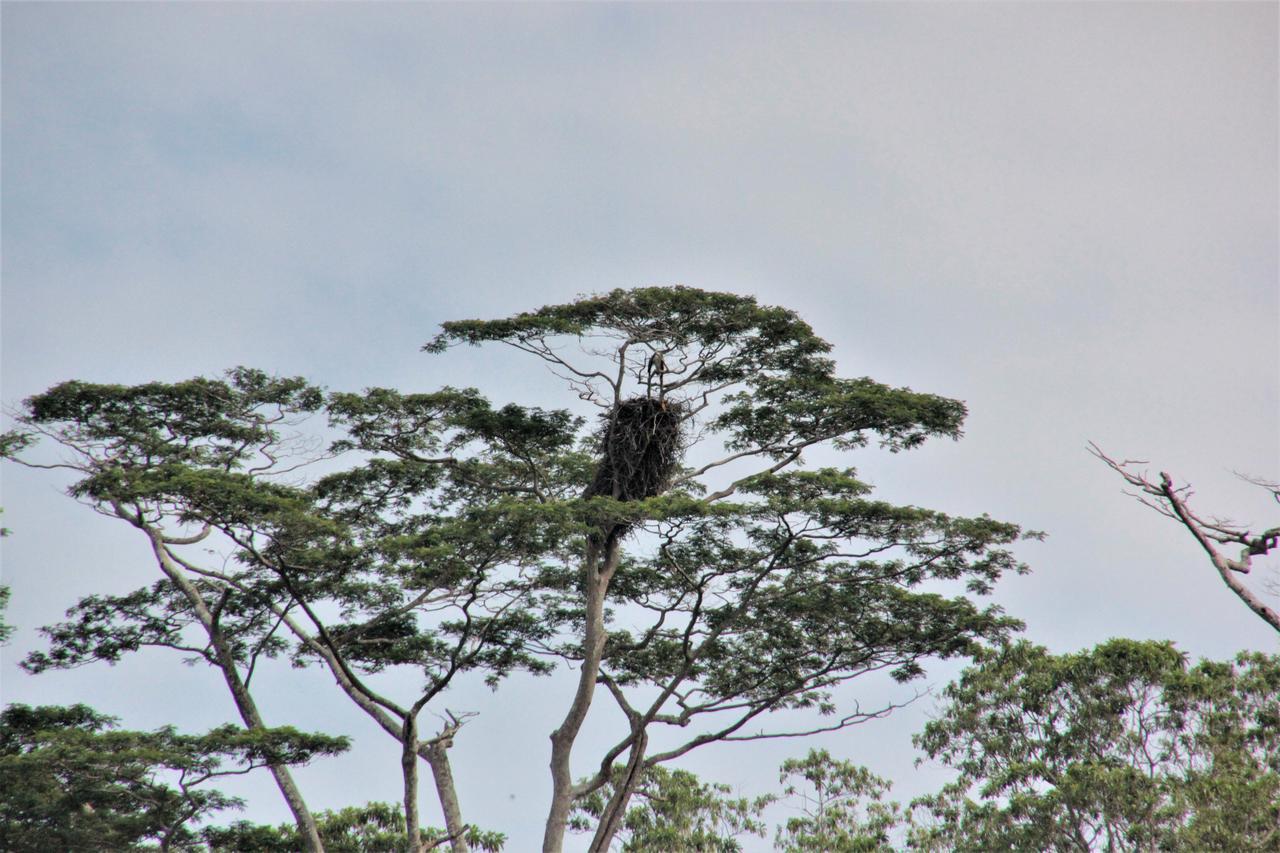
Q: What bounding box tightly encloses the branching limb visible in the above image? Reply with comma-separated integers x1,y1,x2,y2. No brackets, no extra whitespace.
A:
1090,443,1280,633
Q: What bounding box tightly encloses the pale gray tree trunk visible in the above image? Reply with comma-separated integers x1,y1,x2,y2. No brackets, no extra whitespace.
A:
221,576,476,852
542,539,620,852
425,732,469,853
140,521,326,852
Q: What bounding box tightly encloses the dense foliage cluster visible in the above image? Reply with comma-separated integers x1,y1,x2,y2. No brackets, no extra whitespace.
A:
0,703,346,852
911,640,1280,851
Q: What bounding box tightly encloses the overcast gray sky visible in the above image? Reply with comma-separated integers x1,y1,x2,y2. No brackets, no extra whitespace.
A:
2,3,1277,849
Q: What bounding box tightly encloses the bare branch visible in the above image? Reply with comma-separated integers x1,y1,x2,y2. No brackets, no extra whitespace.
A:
1090,442,1280,634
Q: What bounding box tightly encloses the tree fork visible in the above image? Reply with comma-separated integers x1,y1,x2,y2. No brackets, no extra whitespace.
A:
587,727,648,852
199,563,476,851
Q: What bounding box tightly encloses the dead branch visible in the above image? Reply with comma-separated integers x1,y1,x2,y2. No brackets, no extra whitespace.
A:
1089,442,1280,634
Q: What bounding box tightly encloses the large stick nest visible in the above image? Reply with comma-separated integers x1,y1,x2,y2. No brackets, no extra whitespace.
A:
585,397,686,504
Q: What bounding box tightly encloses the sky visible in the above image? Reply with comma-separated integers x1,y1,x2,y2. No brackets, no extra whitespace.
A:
2,2,1277,849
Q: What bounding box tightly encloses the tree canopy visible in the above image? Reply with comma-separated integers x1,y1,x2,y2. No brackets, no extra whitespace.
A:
0,703,347,852
911,639,1280,851
4,287,1040,851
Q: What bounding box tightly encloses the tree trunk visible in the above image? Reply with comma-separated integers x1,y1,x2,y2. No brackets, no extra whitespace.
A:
233,584,478,852
144,528,325,852
425,735,470,853
542,539,620,852
403,715,423,853
588,728,647,852
213,645,324,852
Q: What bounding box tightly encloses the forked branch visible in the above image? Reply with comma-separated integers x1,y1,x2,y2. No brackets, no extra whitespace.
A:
1090,443,1280,633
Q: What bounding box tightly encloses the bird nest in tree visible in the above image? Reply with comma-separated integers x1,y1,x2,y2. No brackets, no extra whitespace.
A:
585,397,686,503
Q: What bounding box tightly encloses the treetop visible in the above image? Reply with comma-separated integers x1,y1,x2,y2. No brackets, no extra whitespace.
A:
426,286,829,359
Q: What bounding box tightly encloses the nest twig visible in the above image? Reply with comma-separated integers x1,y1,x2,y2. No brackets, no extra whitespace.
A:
583,397,686,551
586,397,685,503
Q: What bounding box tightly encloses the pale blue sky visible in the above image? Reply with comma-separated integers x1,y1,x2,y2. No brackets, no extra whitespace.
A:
3,3,1276,848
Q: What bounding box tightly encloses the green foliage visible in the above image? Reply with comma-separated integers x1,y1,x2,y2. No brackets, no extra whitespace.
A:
426,286,832,378
23,581,223,672
204,801,506,852
595,464,1026,715
911,640,1280,851
5,287,1039,847
8,367,580,688
0,513,10,646
427,287,966,458
572,752,916,853
22,368,323,473
0,431,35,461
775,749,906,852
0,585,12,646
571,764,772,851
0,704,347,852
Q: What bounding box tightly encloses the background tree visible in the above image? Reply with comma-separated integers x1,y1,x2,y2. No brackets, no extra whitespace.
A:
570,764,772,852
0,586,12,647
1,509,11,646
0,703,346,852
570,750,911,853
1090,444,1279,633
204,802,505,852
911,639,1280,851
774,750,905,853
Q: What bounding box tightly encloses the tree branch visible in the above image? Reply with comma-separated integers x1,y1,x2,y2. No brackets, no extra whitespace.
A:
1090,443,1280,634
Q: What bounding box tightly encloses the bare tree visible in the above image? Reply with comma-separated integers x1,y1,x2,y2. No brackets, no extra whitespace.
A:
1090,443,1280,633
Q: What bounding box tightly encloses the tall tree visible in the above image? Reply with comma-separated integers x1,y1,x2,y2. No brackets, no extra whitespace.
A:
426,287,1033,850
6,287,1035,850
2,374,336,849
